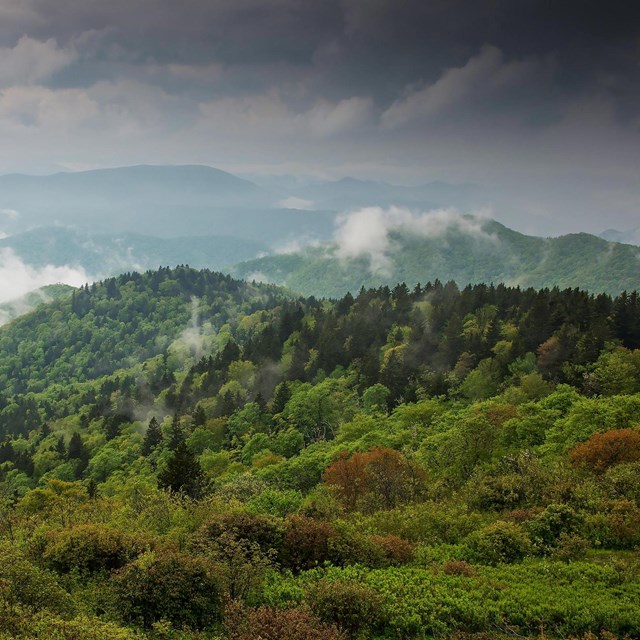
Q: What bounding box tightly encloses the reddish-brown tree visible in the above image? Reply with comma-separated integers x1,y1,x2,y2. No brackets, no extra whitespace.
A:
323,447,424,512
569,429,640,473
569,428,640,473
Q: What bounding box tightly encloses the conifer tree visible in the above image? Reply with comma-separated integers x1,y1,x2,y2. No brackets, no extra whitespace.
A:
67,432,89,477
142,417,163,456
192,405,206,427
167,413,184,450
157,440,204,498
271,381,291,415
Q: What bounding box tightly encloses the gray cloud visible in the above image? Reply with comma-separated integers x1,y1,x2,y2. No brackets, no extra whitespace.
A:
0,0,636,234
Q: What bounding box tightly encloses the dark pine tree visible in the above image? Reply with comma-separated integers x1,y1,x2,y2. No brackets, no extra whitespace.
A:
191,405,206,428
142,417,163,456
270,381,291,415
167,414,184,451
67,432,89,478
157,440,204,499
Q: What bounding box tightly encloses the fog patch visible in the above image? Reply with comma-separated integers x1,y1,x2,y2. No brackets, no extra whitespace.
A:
174,296,212,360
0,247,88,304
0,287,53,325
333,206,495,275
274,236,322,255
246,271,272,284
276,196,314,210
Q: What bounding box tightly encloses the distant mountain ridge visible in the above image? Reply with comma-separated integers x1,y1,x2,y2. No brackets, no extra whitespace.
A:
231,217,640,297
0,164,487,243
287,176,484,211
0,227,269,276
0,164,337,242
600,228,640,246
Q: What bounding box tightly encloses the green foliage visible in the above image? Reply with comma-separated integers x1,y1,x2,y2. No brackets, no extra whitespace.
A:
37,524,153,576
306,579,385,636
467,520,533,565
109,549,222,629
0,543,74,616
158,440,204,498
225,600,345,640
2,268,640,637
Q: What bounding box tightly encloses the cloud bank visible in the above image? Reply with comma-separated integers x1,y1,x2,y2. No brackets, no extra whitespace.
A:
333,207,494,275
0,248,88,303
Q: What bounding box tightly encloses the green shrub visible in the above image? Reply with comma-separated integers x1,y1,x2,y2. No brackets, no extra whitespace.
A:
110,550,222,629
197,510,283,556
326,527,385,568
0,543,73,616
17,612,141,639
550,533,590,562
584,499,640,549
526,503,583,553
38,524,153,576
467,521,532,565
306,579,385,637
225,600,345,640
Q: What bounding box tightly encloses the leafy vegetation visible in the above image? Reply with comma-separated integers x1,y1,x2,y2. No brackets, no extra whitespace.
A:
232,219,640,297
0,266,639,638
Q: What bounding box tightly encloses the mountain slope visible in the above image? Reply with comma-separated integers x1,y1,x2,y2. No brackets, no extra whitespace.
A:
0,227,269,276
231,217,640,297
0,283,75,325
0,165,337,242
0,266,288,395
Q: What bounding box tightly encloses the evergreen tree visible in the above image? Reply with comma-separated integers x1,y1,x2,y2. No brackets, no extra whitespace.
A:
270,381,291,415
167,414,184,450
67,432,89,477
157,440,204,498
142,417,163,456
192,405,206,427
55,436,66,456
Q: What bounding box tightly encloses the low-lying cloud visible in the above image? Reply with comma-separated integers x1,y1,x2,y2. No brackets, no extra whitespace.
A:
333,206,494,275
276,196,314,210
0,247,88,304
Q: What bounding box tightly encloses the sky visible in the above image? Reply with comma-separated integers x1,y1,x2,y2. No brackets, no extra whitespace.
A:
0,0,638,234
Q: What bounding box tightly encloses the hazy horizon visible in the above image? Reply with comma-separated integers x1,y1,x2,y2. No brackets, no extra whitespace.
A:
0,1,637,237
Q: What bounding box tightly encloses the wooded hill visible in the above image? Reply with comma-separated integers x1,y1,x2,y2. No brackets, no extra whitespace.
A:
232,218,640,297
0,266,639,639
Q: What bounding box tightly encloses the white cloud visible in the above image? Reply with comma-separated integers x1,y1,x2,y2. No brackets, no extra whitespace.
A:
0,209,19,219
0,36,77,87
246,270,272,283
274,236,322,254
276,196,314,209
303,96,374,137
0,248,88,303
333,206,495,274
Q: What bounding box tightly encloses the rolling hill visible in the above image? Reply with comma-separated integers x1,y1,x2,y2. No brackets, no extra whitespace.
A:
0,227,269,277
231,217,640,297
0,283,75,325
0,165,338,243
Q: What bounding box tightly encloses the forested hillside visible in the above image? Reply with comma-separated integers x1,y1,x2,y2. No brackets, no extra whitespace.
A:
1,267,640,639
0,284,75,326
232,219,640,297
0,227,269,276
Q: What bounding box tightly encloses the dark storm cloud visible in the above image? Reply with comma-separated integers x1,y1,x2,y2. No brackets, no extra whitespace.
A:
0,0,637,235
